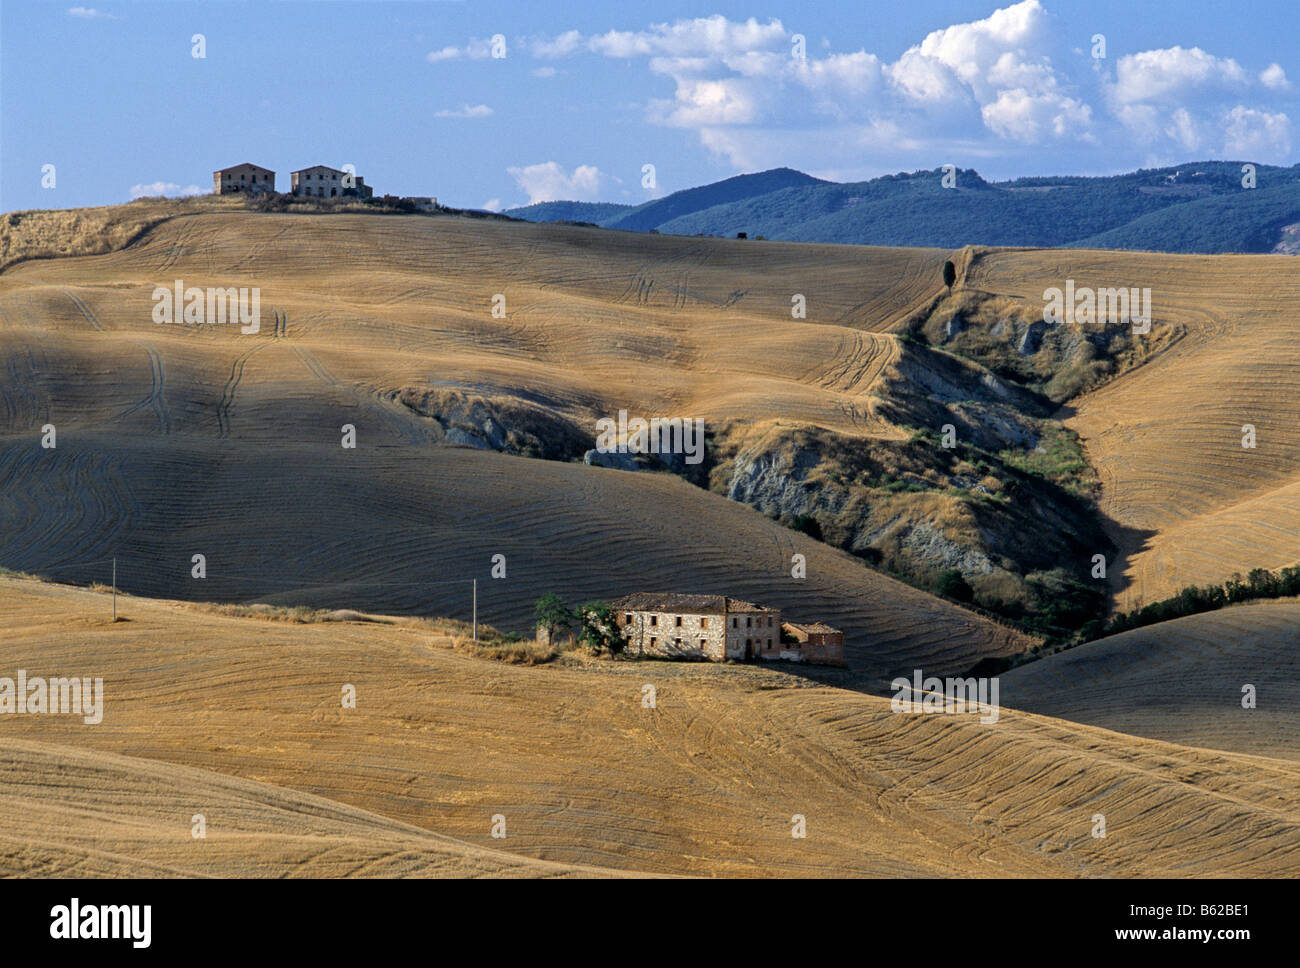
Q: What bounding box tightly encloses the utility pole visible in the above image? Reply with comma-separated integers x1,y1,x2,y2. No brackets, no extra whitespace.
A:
472,578,478,646
112,557,117,621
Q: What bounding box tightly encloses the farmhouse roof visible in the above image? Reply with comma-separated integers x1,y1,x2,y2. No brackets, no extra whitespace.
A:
214,162,273,173
608,593,777,614
783,620,840,634
291,164,347,175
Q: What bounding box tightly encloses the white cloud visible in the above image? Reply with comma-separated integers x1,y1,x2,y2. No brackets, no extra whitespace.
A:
524,5,1295,174
68,6,117,19
426,38,497,64
911,0,1046,90
531,66,558,79
1260,63,1290,91
650,78,761,127
482,198,503,212
1112,46,1249,105
434,104,493,119
1221,105,1291,157
532,29,584,59
130,181,202,199
1164,107,1205,152
585,16,787,59
1108,45,1291,160
886,49,965,103
982,88,1093,142
507,162,605,204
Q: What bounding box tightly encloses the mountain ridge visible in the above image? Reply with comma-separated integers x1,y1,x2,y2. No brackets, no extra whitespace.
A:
506,161,1300,254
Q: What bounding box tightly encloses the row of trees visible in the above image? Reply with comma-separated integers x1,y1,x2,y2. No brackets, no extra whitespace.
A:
1105,565,1300,636
533,593,623,654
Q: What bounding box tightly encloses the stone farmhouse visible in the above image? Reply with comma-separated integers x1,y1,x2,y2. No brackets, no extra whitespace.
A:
213,163,276,195
210,162,442,208
291,164,373,199
608,593,845,666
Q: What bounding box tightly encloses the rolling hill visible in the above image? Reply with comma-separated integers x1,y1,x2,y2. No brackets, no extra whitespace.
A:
0,200,1033,687
507,161,1300,254
1001,599,1300,762
3,198,1300,878
0,736,621,878
2,574,1298,877
957,245,1300,608
506,167,823,230
4,197,1298,638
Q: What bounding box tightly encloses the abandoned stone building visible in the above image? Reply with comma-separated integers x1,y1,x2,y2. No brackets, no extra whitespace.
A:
780,621,847,666
610,593,777,661
290,164,373,198
608,593,845,666
213,163,276,195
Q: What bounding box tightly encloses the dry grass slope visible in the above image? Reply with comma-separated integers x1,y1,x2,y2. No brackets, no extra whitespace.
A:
1001,598,1300,761
1,576,1298,877
0,737,627,878
966,247,1300,607
0,207,1028,683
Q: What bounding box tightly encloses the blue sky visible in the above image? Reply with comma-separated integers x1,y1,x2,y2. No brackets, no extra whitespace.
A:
3,0,1297,213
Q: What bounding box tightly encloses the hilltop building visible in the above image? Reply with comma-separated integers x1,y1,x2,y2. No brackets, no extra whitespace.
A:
213,163,276,195
291,165,372,198
608,593,844,666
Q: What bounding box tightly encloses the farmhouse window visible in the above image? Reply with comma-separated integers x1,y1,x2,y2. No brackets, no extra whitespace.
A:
675,616,682,627
650,615,657,626
700,617,708,628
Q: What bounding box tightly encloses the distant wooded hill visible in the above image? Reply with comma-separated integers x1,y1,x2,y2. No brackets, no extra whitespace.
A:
505,161,1300,254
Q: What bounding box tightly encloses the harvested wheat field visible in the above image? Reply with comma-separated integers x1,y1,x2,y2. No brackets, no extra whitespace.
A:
3,202,1300,879
0,204,1031,685
2,575,1299,877
965,247,1300,608
1001,599,1300,761
0,737,624,878
0,206,942,441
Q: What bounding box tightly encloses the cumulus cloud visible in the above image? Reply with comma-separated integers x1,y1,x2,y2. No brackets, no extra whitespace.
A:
507,162,605,204
130,181,202,199
434,104,493,119
1221,105,1291,157
530,16,787,60
523,3,1295,174
1260,63,1290,91
1112,46,1249,105
481,198,503,212
426,37,498,63
982,88,1092,142
1108,45,1291,157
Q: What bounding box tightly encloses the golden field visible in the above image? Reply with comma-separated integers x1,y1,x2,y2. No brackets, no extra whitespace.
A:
2,576,1298,877
1,200,1298,877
